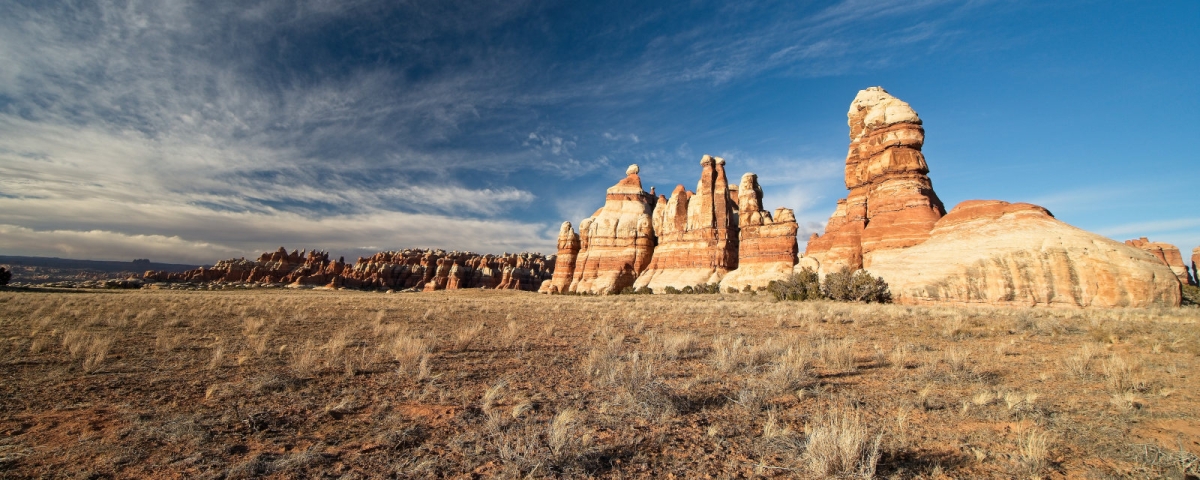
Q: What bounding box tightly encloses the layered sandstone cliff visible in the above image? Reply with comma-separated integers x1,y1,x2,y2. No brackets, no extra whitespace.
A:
146,247,553,292
1124,237,1193,286
719,172,801,291
633,155,738,291
805,86,945,271
868,201,1181,307
568,165,658,294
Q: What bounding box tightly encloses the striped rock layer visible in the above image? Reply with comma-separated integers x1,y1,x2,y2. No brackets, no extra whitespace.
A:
719,172,801,292
633,155,739,292
805,86,945,272
568,165,658,294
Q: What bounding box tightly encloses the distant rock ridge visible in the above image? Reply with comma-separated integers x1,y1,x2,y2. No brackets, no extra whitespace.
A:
145,246,553,292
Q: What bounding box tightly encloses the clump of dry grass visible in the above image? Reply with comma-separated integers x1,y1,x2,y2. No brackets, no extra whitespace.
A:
453,322,484,351
290,340,319,375
1102,354,1145,392
660,331,703,360
1016,427,1051,474
816,336,856,373
802,406,882,478
710,335,746,373
389,334,430,378
1062,343,1098,378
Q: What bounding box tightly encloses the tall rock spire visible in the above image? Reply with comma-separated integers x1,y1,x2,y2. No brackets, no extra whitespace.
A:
633,155,738,291
805,86,945,272
568,164,658,294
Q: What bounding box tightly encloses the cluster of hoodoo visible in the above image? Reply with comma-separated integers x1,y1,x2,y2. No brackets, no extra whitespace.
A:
548,86,1183,308
146,247,553,292
543,158,808,295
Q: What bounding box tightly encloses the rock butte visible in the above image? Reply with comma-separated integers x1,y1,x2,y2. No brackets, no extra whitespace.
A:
146,247,553,292
1124,237,1194,286
868,200,1180,307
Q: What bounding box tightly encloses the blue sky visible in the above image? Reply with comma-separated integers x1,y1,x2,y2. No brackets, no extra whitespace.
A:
1,0,1197,264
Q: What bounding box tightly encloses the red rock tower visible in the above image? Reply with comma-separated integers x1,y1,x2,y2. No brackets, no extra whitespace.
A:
633,155,738,291
806,86,945,272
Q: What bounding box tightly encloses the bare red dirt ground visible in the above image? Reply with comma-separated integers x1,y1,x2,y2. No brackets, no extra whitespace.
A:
1,289,1198,478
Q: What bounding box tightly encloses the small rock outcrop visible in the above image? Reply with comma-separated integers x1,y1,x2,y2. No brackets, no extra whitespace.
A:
805,86,946,272
868,201,1181,307
568,165,658,294
633,155,738,291
1124,237,1193,286
719,172,801,292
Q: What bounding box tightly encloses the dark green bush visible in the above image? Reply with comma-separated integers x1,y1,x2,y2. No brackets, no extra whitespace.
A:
663,286,681,295
823,267,891,303
767,267,823,301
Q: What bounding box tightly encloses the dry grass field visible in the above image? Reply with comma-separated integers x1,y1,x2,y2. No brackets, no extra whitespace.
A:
1,289,1199,479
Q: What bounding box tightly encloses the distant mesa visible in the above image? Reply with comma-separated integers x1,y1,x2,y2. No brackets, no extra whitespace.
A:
145,246,553,292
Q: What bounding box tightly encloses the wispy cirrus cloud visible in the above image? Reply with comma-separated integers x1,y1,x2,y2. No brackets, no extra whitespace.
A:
0,0,999,262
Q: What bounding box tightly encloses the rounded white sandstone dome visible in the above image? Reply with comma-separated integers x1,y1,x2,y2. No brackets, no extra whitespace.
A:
626,164,639,175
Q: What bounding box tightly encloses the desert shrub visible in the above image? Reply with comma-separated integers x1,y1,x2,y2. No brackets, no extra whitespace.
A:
663,286,681,295
1183,284,1200,307
681,286,694,294
767,268,822,301
692,283,721,294
823,267,891,303
726,287,738,294
0,266,10,286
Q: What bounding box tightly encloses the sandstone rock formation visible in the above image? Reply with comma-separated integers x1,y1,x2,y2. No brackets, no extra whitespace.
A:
146,247,553,292
805,86,945,272
1124,237,1193,286
719,172,801,292
633,155,738,291
1193,247,1199,286
543,222,581,294
868,201,1181,307
568,165,658,294
144,247,345,286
